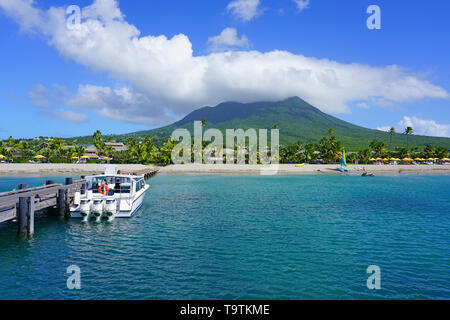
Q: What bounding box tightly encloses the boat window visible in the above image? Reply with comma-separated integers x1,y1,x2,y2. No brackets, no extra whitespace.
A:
135,179,145,192
120,185,131,194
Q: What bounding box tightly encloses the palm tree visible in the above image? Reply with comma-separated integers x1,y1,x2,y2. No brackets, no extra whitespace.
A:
201,119,206,127
369,139,386,157
272,124,279,130
389,127,395,148
49,137,65,158
434,146,448,159
93,130,105,154
328,128,334,136
397,147,408,159
159,138,176,164
357,149,371,164
404,126,413,151
303,144,317,164
74,146,85,158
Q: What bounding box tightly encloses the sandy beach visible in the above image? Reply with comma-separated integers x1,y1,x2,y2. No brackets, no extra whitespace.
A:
158,164,450,175
2,163,448,176
0,163,450,175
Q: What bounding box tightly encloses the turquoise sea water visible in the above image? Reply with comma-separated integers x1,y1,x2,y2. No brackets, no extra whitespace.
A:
0,174,449,300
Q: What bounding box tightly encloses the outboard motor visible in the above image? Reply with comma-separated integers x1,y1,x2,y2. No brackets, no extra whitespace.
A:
92,199,104,221
80,199,92,222
104,199,117,221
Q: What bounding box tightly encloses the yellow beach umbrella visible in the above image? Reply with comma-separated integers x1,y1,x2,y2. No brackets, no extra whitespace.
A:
376,157,383,161
369,158,376,161
72,156,79,159
34,155,45,159
0,154,6,159
427,158,435,161
403,158,412,161
382,158,389,162
442,158,450,161
80,156,90,159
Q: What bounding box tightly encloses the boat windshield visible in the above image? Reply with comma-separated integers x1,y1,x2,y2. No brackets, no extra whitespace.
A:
87,176,131,186
87,176,133,195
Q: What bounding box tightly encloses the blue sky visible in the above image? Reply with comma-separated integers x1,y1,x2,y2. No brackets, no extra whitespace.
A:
0,0,449,139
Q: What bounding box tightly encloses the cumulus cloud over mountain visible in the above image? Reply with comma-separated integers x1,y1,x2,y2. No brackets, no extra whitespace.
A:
1,0,448,125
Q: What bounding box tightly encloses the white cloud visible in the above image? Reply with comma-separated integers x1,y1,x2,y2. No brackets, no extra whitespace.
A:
357,102,370,109
2,0,449,126
376,126,391,132
29,83,177,125
398,116,450,138
377,116,450,137
207,28,249,52
227,0,262,22
66,85,176,125
44,108,88,123
293,0,310,12
28,83,52,108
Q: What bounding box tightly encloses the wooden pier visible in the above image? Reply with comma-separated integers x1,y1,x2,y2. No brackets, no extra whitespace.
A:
0,178,86,237
120,167,159,179
0,166,159,237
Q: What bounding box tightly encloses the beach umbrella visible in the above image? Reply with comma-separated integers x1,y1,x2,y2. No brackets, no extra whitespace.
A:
34,155,45,159
80,156,90,159
376,157,383,161
369,158,376,161
427,158,435,161
71,156,79,159
442,158,450,161
0,154,6,159
403,158,412,161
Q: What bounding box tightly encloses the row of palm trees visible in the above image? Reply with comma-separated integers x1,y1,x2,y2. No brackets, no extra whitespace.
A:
388,126,413,149
1,125,448,165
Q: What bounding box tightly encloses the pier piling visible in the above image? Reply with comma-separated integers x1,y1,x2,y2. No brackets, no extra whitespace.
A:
64,189,70,217
1,178,86,237
57,189,66,217
18,196,34,237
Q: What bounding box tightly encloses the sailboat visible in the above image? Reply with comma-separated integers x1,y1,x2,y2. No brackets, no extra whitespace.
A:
338,149,348,172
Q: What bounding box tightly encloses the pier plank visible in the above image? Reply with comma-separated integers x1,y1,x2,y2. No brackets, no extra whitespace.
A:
0,207,16,223
0,179,86,226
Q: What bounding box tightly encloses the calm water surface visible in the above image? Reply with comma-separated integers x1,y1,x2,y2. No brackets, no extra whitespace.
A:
0,174,449,299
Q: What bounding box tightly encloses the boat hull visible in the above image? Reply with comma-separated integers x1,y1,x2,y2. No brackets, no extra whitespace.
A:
70,185,148,219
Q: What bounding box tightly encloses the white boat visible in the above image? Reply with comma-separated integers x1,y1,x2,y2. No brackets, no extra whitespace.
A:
70,165,150,220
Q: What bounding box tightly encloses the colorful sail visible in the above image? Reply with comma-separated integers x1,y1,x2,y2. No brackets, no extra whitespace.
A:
341,149,347,167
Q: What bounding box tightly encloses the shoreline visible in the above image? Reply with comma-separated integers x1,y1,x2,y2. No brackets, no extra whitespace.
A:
0,164,156,176
1,163,450,176
158,164,450,175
